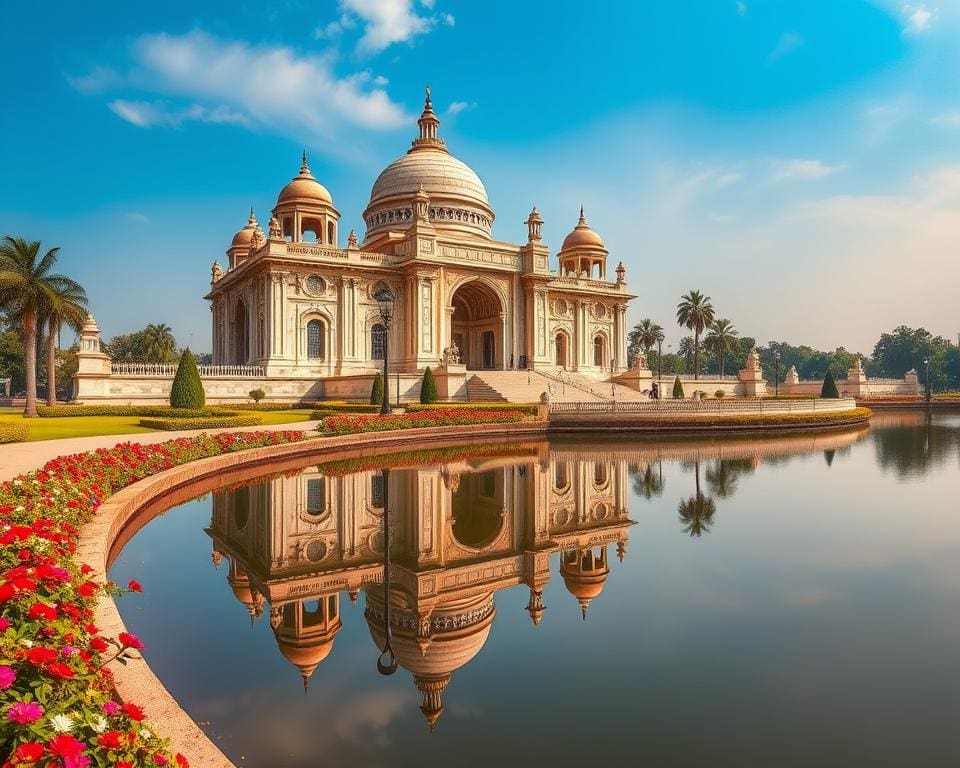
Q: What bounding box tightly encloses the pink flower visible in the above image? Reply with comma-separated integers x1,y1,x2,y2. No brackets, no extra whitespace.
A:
0,617,9,631
7,700,44,724
0,665,15,689
118,632,144,651
103,700,119,715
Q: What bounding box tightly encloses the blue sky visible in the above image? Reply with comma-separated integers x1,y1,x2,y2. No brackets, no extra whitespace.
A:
1,0,958,353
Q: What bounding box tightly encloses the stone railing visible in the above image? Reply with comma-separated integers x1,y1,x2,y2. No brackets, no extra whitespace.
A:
537,368,612,401
111,363,266,378
550,397,857,414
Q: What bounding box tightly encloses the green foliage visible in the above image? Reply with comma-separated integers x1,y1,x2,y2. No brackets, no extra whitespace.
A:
0,328,25,394
230,402,301,411
715,390,726,398
104,324,179,364
309,404,381,419
139,414,261,430
672,375,685,399
628,319,664,362
0,422,28,442
370,372,384,405
38,405,227,417
704,318,738,378
821,369,840,398
169,349,205,408
407,402,539,415
871,325,957,392
420,366,438,404
676,290,715,378
248,388,265,403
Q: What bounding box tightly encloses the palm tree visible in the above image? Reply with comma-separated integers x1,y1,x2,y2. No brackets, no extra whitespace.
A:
635,319,663,356
0,236,83,417
142,323,177,363
676,290,715,380
678,336,696,371
630,462,665,499
704,318,738,378
43,281,88,406
677,460,717,537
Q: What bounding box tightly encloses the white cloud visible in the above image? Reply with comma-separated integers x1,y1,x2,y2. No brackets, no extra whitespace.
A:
90,30,409,143
932,110,960,128
767,32,804,62
736,1,747,16
65,66,120,94
442,12,455,26
446,100,476,115
901,3,937,33
340,0,449,54
772,158,845,181
108,99,248,129
126,212,150,224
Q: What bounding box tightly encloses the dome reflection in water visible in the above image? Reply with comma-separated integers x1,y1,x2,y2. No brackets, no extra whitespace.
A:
109,412,960,768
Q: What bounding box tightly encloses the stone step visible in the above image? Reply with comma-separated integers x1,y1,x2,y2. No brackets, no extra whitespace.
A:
465,375,508,402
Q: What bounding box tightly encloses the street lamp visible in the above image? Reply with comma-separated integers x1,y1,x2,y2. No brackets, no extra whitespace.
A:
375,468,398,676
374,286,396,415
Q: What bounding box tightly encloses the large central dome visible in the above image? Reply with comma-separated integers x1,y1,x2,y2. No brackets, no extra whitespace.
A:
363,88,495,242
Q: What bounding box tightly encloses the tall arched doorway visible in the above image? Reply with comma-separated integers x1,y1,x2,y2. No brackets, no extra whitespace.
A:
450,281,504,370
234,300,249,364
593,333,607,369
555,331,569,369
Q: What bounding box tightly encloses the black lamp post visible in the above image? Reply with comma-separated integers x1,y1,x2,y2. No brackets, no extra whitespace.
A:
376,468,398,676
374,287,396,416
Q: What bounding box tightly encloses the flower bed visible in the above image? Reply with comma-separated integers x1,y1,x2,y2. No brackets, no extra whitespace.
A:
308,404,382,419
0,430,306,766
405,402,540,415
137,415,262,431
0,423,29,444
317,407,529,436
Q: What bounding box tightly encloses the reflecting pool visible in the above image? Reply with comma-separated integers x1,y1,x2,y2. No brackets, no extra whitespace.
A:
110,411,960,767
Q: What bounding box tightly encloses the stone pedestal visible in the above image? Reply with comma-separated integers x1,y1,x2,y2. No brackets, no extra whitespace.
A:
614,366,654,393
738,349,767,397
434,364,468,401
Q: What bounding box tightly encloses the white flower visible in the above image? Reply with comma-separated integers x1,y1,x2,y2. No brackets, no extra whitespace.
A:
21,639,34,648
50,713,75,733
12,479,22,486
140,728,152,740
91,715,108,733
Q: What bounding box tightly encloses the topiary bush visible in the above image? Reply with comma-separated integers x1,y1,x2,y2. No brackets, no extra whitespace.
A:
821,369,840,398
715,390,726,398
169,349,206,408
370,372,384,405
672,375,685,399
420,366,438,404
248,388,265,403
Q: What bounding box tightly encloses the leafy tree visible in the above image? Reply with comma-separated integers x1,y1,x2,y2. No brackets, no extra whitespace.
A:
43,279,88,405
678,336,696,371
629,319,664,362
143,323,178,363
248,388,265,403
676,290,715,379
103,325,180,364
872,325,954,391
672,375,685,399
370,372,384,405
704,318,738,378
420,366,438,404
821,369,839,398
0,236,83,416
169,349,205,408
0,328,25,394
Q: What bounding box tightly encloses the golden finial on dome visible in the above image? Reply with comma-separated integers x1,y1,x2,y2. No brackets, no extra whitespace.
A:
578,205,587,225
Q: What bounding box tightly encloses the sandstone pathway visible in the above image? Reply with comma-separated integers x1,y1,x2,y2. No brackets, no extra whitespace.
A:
0,420,320,482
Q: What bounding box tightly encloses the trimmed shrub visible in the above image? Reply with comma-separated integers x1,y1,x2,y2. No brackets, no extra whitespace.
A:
0,422,29,443
139,414,262,430
370,372,384,405
248,388,266,403
672,376,685,399
420,366,438,404
715,390,726,399
821,369,840,398
230,402,301,411
170,349,206,408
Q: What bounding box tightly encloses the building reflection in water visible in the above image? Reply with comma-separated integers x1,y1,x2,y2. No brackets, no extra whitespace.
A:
207,445,633,729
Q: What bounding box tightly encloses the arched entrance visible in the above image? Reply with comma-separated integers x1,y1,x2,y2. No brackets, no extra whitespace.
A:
450,281,504,370
555,331,569,369
593,333,607,368
234,300,249,364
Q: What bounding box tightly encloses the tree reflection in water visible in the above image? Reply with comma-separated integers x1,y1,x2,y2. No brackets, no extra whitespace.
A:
871,411,960,479
629,461,664,499
678,460,717,537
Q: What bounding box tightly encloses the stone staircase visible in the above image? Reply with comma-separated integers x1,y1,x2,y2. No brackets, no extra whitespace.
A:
465,371,610,403
465,375,508,402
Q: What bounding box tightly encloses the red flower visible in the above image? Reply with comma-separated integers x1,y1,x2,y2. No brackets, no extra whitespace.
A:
89,636,109,653
26,647,57,666
46,661,75,679
175,754,190,767
120,702,145,722
97,730,124,749
116,762,134,768
127,579,143,592
118,632,144,651
27,602,59,621
47,733,86,761
14,741,45,762
76,580,99,598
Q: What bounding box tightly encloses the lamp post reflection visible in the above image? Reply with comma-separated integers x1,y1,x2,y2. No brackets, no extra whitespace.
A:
376,467,398,675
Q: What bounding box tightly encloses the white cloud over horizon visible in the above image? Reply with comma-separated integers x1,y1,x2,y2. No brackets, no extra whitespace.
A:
337,0,454,54
901,3,938,33
772,158,846,181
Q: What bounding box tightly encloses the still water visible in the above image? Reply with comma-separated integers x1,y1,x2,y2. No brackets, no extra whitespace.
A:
110,411,960,767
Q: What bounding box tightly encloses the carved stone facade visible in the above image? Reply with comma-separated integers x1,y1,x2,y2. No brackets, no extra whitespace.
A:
207,90,635,379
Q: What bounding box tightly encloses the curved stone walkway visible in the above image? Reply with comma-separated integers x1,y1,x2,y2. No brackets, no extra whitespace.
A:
0,420,320,481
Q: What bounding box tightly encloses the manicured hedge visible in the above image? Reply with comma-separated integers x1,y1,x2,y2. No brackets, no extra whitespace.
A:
0,430,306,766
318,407,528,435
406,402,540,415
138,414,262,430
0,422,29,443
309,404,381,419
169,350,205,408
229,403,304,411
37,406,233,418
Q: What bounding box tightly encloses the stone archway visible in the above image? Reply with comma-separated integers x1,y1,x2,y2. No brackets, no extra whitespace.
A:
233,299,249,365
449,280,504,370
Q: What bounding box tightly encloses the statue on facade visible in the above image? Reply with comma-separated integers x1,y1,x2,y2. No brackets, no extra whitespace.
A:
268,215,282,240
443,341,461,365
211,260,223,283
347,229,359,249
631,351,648,370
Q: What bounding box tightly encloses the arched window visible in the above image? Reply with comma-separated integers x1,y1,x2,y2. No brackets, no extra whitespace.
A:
307,319,325,360
593,335,606,367
327,221,335,245
594,463,608,488
554,462,568,490
371,323,386,360
370,471,385,509
306,478,326,516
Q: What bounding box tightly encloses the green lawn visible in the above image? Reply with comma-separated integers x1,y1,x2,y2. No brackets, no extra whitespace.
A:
0,409,316,442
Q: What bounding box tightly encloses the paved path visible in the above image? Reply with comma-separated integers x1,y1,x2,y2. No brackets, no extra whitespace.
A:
0,420,320,482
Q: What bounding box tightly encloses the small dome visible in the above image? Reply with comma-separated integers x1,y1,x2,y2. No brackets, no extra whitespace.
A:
276,636,335,674
277,152,333,205
231,208,259,247
561,207,605,251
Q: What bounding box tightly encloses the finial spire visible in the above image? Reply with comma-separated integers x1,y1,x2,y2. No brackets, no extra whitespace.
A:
412,86,444,151
247,206,257,225
425,84,431,106
578,205,586,225
300,149,310,175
